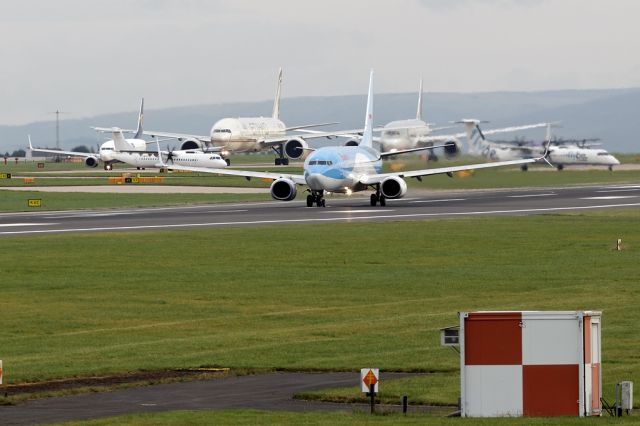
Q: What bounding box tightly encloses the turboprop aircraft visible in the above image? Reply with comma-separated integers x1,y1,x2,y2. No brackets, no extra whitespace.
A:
142,68,342,166
461,120,619,171
29,99,227,170
157,71,547,207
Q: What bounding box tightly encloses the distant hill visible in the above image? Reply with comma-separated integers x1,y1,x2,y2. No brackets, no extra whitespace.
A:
2,88,639,154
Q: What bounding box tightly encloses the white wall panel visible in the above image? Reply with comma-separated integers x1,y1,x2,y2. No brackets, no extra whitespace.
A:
464,365,523,417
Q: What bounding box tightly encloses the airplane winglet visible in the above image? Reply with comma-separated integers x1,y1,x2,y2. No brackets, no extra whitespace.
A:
28,134,34,150
156,139,168,168
540,124,555,168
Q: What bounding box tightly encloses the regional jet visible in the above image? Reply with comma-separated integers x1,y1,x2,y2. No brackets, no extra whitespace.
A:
29,99,227,170
157,71,547,207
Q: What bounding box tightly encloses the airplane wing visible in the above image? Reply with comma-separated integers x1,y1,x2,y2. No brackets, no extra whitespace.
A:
155,163,307,185
359,157,539,185
28,136,100,159
284,122,339,132
141,130,211,144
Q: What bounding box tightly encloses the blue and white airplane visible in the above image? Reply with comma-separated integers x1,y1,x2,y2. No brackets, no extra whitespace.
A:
160,71,546,207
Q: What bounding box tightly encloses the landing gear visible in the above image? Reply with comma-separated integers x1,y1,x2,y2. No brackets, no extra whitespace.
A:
370,189,386,207
521,164,528,172
225,158,231,166
273,145,289,166
557,164,564,171
306,191,325,207
104,163,113,171
609,165,614,172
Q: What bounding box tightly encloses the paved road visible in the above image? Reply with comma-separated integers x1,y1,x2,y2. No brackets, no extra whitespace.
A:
0,372,428,425
1,183,639,237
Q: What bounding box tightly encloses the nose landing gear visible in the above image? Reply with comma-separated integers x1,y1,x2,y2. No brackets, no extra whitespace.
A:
306,191,325,207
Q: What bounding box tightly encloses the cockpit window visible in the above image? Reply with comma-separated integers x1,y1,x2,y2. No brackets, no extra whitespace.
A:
309,160,333,166
597,152,609,156
213,129,232,133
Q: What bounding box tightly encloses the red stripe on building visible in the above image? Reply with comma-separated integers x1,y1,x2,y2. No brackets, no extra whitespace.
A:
584,316,591,364
523,364,580,416
465,312,522,365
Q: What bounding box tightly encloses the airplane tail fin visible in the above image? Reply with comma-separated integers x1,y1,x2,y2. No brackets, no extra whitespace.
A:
416,77,423,121
133,98,144,139
456,119,486,154
360,70,374,149
112,128,133,151
272,67,283,119
28,135,34,151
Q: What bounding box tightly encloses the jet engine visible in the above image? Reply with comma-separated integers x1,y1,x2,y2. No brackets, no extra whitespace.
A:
179,138,205,150
444,140,461,158
84,156,100,168
380,176,408,199
283,138,308,160
344,140,359,147
270,178,297,201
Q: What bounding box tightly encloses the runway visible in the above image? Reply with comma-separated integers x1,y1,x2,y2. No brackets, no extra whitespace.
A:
1,183,639,237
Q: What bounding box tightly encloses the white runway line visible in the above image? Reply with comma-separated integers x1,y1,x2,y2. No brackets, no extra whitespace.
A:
507,193,556,198
596,189,640,193
184,209,249,214
410,198,466,203
581,196,638,200
324,210,394,214
0,223,57,228
2,202,640,236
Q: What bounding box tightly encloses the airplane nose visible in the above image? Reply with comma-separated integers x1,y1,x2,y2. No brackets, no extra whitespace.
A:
305,173,324,190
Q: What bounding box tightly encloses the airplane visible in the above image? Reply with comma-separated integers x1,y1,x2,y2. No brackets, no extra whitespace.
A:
156,70,547,207
29,100,228,170
302,78,549,161
461,120,620,171
142,68,342,166
28,99,148,170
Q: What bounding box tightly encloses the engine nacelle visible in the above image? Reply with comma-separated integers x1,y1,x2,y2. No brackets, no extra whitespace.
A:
344,140,359,147
270,178,297,201
444,140,461,158
180,138,205,151
84,156,99,168
283,138,308,159
380,176,408,199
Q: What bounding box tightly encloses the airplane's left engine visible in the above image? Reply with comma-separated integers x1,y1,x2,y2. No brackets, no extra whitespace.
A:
270,178,297,201
380,176,408,199
283,138,308,160
444,140,461,158
180,138,204,150
84,156,99,168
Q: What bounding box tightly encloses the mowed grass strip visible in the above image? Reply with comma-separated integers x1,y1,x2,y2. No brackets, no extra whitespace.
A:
0,191,265,212
0,211,638,404
64,409,640,425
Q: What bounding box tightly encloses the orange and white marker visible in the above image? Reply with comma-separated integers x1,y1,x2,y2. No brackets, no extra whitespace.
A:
360,368,379,393
0,360,3,385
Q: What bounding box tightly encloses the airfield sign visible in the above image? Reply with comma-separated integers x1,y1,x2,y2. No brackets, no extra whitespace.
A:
360,368,379,393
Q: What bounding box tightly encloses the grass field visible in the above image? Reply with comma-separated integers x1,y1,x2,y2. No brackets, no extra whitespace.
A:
65,409,640,425
1,210,638,404
0,191,266,212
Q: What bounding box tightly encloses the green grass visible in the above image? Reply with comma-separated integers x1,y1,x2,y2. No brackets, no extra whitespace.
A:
0,190,266,212
0,210,638,407
62,409,640,425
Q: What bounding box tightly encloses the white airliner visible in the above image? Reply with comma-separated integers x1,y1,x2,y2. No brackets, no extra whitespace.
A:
28,100,227,170
305,78,549,160
461,120,620,171
143,68,341,166
158,71,546,207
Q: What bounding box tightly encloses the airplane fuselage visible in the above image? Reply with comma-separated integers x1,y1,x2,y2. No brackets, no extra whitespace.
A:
380,119,431,151
113,150,227,169
209,117,286,151
548,147,620,167
303,146,381,193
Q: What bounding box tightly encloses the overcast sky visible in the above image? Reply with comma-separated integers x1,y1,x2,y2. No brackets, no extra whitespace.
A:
1,0,639,125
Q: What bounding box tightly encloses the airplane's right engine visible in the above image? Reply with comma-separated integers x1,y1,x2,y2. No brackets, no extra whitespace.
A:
179,138,205,150
380,176,408,199
283,138,309,160
344,140,359,146
84,156,99,168
444,140,461,158
270,178,297,201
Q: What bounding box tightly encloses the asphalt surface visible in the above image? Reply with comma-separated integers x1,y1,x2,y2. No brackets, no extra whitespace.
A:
1,183,639,236
0,372,431,425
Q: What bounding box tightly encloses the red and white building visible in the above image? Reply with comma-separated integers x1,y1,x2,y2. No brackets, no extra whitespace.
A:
460,311,601,417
